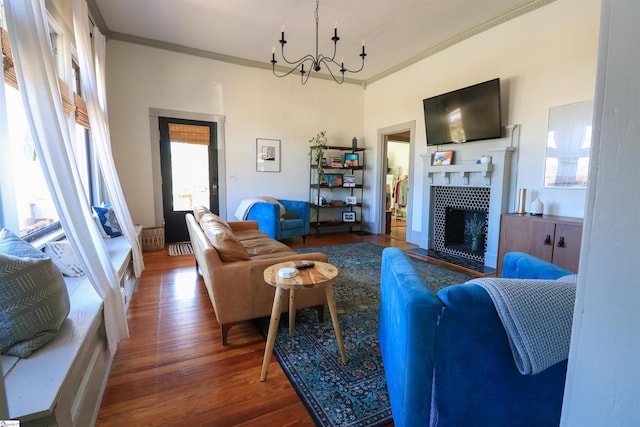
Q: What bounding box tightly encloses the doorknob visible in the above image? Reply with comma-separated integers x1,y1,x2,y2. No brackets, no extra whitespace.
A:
212,184,218,195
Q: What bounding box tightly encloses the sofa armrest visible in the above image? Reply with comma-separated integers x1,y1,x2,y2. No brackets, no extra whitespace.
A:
379,248,442,427
435,283,567,426
502,251,574,279
246,202,280,239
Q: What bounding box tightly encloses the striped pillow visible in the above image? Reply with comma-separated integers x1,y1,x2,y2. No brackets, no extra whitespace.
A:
0,229,70,357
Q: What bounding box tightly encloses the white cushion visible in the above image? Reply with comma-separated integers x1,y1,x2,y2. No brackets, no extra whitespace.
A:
44,240,85,277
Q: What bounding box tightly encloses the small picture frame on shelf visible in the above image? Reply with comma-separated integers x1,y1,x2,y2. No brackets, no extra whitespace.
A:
342,211,356,223
324,173,343,187
344,153,359,167
321,157,328,167
343,175,356,187
345,196,357,205
432,150,454,166
331,155,343,167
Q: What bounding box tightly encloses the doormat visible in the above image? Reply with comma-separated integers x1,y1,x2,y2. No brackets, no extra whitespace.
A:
168,242,193,256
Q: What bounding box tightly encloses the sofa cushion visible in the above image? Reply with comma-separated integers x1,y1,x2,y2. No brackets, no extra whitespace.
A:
0,228,71,357
201,220,250,262
192,206,211,222
199,212,232,232
241,237,291,256
250,251,299,261
234,229,270,241
280,218,304,231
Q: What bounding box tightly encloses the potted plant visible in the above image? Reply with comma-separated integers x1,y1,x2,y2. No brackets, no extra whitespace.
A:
309,130,327,184
465,213,486,251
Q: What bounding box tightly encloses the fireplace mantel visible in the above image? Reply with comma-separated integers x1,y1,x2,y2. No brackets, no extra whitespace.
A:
425,163,494,185
422,147,515,268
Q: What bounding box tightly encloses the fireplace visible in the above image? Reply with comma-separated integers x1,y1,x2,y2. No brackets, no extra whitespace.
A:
423,147,515,268
445,207,488,255
433,186,490,263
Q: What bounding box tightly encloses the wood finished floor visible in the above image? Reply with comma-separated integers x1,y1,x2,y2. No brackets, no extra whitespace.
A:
96,232,413,426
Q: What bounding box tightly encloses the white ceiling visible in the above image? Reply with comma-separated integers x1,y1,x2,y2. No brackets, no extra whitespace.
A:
88,0,554,85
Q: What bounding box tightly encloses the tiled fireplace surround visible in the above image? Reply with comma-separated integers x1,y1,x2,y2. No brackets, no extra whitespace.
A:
423,147,515,268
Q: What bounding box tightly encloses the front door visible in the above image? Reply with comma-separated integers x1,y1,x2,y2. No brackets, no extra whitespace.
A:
159,117,219,243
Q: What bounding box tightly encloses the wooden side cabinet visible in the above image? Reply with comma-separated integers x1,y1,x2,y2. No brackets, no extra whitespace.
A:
497,213,583,276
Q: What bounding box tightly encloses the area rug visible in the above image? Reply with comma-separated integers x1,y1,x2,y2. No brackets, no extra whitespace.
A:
257,242,474,427
167,242,193,256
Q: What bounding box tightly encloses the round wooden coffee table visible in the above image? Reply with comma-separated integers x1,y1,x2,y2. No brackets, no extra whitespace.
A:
260,260,347,381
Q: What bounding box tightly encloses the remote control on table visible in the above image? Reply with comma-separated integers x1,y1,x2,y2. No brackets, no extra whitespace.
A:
294,263,315,270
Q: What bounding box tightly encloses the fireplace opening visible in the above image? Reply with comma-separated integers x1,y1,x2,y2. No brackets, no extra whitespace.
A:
445,207,488,256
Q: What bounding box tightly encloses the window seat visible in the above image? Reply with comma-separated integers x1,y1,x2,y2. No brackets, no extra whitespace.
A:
1,233,137,426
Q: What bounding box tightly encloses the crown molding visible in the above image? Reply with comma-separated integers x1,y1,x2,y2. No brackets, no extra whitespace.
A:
364,0,557,86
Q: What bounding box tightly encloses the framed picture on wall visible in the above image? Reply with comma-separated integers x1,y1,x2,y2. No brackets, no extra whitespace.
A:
256,138,281,172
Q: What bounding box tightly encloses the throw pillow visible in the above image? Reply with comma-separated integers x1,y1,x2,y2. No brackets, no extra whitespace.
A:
93,205,123,238
201,220,250,262
0,228,71,357
44,240,85,277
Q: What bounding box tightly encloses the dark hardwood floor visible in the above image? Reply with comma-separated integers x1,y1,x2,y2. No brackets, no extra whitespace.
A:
96,232,414,426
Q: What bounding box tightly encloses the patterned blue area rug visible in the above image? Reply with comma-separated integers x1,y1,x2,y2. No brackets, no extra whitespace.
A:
257,242,474,427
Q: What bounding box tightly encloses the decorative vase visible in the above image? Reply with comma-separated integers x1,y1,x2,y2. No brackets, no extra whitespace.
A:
530,197,544,216
471,236,479,251
352,137,358,149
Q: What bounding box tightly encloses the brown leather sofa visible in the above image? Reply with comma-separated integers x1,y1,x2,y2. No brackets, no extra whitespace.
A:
186,207,328,344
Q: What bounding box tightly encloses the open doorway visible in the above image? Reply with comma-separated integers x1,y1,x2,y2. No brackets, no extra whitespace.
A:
385,132,410,239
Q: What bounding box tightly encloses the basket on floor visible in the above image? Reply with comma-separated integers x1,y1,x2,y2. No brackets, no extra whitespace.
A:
141,226,165,251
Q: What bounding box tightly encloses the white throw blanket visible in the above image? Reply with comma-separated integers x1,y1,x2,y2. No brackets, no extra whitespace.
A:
234,196,285,220
467,275,577,375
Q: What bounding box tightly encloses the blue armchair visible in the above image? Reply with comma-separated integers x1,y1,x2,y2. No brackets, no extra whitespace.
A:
245,199,310,241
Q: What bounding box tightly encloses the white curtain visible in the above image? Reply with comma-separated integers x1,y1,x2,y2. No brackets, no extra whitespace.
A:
4,0,128,355
72,0,144,278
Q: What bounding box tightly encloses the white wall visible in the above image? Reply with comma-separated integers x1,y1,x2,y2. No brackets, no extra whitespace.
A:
561,1,640,425
106,42,364,226
363,0,601,245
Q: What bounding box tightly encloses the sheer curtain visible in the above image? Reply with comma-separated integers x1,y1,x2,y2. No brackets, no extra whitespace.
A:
72,0,144,277
4,0,128,355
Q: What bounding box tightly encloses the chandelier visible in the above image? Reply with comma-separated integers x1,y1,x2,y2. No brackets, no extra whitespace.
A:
270,0,366,85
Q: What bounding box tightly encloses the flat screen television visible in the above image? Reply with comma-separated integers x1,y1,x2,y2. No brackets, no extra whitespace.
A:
423,78,502,146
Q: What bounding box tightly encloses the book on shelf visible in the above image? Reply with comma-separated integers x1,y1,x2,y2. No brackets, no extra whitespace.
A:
344,153,359,167
343,175,356,187
330,155,343,167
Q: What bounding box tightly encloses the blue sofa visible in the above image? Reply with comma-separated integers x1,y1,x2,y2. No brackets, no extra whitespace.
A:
379,249,574,427
245,199,310,241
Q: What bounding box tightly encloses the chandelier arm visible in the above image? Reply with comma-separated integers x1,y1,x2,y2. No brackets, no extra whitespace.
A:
273,57,316,78
271,0,366,84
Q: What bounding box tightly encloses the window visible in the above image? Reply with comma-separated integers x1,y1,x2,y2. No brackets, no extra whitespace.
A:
0,14,98,239
71,60,95,205
3,83,61,239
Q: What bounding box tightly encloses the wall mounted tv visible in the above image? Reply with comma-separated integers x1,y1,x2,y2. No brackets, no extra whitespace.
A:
423,78,502,146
